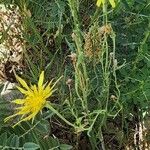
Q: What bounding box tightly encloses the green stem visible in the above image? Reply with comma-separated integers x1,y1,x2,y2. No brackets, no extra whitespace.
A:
68,0,89,114
45,102,75,128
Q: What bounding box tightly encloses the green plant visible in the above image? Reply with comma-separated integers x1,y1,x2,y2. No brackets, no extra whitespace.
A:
1,0,150,149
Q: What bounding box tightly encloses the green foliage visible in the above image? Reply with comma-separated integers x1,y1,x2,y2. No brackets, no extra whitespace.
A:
0,110,72,149
0,0,150,149
0,97,10,130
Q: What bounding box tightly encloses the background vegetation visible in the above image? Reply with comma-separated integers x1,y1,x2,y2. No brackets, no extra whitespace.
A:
0,0,150,149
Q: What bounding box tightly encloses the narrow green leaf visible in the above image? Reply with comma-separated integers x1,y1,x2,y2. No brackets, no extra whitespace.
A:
59,144,73,150
10,135,19,148
23,142,40,150
0,132,7,146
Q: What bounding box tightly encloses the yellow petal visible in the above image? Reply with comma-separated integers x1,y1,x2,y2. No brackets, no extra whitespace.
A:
31,84,38,94
16,86,28,95
109,0,116,8
12,99,25,104
4,114,18,122
38,71,44,88
16,75,29,90
15,107,23,110
44,83,51,92
12,114,34,128
16,107,30,115
44,91,53,99
12,120,24,128
96,0,102,7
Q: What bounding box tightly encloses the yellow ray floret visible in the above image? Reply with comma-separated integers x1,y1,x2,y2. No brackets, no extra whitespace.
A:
5,71,57,127
96,0,116,8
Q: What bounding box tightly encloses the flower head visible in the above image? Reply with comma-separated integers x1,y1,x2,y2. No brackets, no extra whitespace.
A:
96,0,116,8
5,71,57,127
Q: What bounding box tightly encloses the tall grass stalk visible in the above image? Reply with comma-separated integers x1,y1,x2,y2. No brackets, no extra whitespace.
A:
67,0,89,122
66,0,122,149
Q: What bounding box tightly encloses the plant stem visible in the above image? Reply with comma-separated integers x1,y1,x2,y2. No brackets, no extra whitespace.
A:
45,102,75,128
68,0,89,114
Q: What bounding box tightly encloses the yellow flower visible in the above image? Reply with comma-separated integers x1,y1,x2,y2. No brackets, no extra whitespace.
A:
96,0,116,8
5,71,56,127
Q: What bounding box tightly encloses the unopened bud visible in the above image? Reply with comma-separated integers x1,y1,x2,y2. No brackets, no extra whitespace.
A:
66,78,72,86
68,53,77,63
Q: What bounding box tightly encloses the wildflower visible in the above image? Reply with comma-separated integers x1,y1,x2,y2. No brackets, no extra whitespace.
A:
96,0,116,8
5,71,57,127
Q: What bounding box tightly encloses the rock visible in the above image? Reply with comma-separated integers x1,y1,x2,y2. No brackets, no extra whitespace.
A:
1,81,22,101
